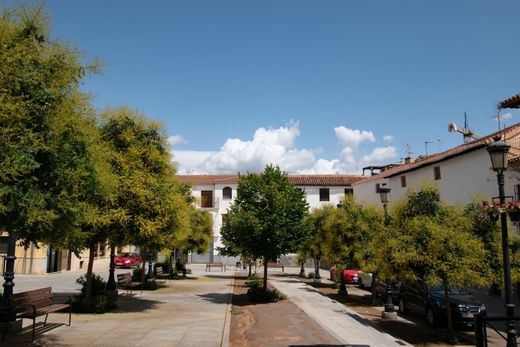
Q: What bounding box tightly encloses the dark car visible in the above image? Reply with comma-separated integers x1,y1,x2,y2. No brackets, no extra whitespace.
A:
397,280,486,328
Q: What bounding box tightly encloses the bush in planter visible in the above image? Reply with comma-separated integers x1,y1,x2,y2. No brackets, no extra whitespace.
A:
307,271,315,279
74,274,115,313
245,276,286,303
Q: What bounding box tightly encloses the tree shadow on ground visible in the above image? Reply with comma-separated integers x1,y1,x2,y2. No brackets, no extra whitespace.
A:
306,281,476,346
205,274,235,280
2,322,65,346
197,292,230,305
111,294,162,312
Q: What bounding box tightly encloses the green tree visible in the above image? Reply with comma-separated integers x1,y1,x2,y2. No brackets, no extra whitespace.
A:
323,198,380,270
388,185,487,333
220,165,311,290
100,107,192,284
0,3,101,314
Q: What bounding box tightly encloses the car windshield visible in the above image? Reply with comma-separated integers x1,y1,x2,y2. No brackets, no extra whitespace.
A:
120,252,131,258
427,285,463,295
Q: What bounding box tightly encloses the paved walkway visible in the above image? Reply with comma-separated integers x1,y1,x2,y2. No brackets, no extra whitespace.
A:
269,269,411,347
5,265,233,347
3,265,412,346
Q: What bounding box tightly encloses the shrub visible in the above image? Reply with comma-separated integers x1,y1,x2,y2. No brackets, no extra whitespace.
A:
307,272,315,279
245,276,286,303
132,267,143,281
74,274,115,313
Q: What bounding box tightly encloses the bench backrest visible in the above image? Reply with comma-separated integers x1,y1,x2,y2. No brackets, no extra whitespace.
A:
156,266,163,274
12,287,53,313
117,273,132,283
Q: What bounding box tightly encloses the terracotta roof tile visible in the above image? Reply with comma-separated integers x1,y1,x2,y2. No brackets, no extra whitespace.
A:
354,122,520,184
176,174,362,186
176,175,238,185
498,92,520,109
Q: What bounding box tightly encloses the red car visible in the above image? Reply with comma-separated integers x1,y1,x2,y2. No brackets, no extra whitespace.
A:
330,266,361,284
115,252,142,268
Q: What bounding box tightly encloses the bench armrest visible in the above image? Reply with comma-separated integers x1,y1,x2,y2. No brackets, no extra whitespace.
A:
52,294,73,305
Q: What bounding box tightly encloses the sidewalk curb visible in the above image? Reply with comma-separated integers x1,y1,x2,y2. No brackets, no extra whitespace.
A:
220,271,234,347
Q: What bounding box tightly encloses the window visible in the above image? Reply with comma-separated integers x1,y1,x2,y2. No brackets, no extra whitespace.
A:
0,237,7,253
223,187,232,200
401,176,407,188
319,188,330,201
434,166,441,180
201,190,213,208
344,187,353,196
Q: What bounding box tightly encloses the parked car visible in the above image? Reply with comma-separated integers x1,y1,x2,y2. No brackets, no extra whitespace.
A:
397,280,486,328
115,252,142,268
358,272,398,298
358,272,373,289
329,266,360,284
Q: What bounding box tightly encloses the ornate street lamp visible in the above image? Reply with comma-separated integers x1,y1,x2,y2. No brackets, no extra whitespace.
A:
0,232,17,323
487,138,517,347
379,183,396,319
106,244,117,300
336,202,348,296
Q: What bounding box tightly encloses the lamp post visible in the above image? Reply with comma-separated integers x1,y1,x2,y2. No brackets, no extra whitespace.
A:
106,244,117,300
379,183,397,319
487,138,517,347
146,253,155,281
336,202,348,296
0,232,17,323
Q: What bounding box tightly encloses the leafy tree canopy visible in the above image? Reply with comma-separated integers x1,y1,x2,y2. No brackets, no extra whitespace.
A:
221,165,311,288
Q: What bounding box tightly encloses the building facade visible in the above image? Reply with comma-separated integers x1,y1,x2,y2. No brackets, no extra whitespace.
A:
176,174,362,265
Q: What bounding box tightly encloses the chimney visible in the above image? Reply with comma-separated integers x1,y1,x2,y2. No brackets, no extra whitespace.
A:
404,155,413,164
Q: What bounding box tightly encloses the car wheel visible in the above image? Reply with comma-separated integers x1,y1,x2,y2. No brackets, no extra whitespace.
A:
426,307,437,327
398,298,408,314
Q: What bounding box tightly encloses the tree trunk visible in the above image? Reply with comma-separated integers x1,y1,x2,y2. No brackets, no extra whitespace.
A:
443,279,454,334
85,243,96,310
263,257,268,291
248,262,252,277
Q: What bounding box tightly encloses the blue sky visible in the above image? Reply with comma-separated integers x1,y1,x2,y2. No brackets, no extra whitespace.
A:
7,0,520,174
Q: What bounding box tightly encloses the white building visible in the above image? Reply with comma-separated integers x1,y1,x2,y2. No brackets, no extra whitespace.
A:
176,174,362,264
353,123,520,208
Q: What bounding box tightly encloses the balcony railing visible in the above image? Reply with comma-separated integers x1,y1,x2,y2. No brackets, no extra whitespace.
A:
195,197,220,210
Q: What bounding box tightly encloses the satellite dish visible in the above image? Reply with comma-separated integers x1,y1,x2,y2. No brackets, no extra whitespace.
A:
448,122,458,132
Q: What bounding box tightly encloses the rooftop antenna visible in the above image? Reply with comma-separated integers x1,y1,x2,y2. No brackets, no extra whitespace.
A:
447,112,478,143
424,141,433,156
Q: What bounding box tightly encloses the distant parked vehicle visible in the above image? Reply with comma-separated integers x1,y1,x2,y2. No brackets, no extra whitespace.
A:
358,272,388,295
115,252,142,268
397,280,485,328
330,266,360,284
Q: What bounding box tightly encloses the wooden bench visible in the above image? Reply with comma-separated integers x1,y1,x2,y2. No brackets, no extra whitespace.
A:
117,272,142,295
267,262,285,272
205,262,226,271
155,266,171,279
2,287,71,341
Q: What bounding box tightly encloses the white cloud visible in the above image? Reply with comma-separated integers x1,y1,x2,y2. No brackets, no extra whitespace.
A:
360,146,398,165
495,112,512,121
167,135,187,147
383,135,394,142
173,123,398,174
335,126,375,148
173,123,316,174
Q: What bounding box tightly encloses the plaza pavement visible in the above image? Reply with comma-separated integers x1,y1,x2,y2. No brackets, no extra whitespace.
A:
5,265,413,346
